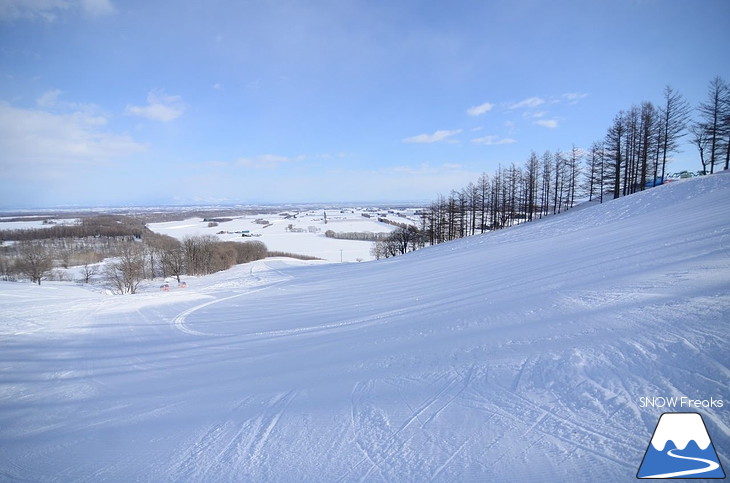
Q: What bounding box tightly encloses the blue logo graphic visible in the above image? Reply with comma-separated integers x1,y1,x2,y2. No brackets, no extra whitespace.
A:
637,412,726,479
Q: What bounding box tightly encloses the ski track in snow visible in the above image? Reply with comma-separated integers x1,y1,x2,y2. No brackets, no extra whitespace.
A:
168,391,297,481
343,369,474,482
171,260,295,336
1,174,729,481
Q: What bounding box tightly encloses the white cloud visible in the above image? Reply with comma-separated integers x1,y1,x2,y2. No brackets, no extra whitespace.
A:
35,89,98,113
80,0,115,16
535,119,558,128
36,89,62,107
126,90,185,122
466,102,494,117
236,154,299,169
0,0,66,20
509,97,545,110
0,101,145,178
0,0,115,20
562,92,588,104
403,129,462,144
471,135,517,145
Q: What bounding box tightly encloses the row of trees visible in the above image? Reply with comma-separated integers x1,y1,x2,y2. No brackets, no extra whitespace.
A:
417,77,728,249
421,147,584,245
103,236,268,294
324,230,390,242
370,226,422,259
603,86,691,198
1,233,143,286
0,215,148,243
0,216,270,292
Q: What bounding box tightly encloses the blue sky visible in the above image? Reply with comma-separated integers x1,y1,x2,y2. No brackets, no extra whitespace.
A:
1,0,729,208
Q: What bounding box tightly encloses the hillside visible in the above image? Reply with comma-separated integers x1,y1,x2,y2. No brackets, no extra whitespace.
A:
1,173,728,481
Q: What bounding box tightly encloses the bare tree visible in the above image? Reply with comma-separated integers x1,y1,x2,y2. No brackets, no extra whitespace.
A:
15,243,53,285
657,86,690,182
147,234,183,281
233,240,268,263
540,151,552,217
162,246,185,283
370,240,387,260
211,242,238,273
390,227,419,255
552,151,566,212
105,242,145,294
0,254,12,281
80,263,98,284
566,145,582,207
605,111,625,199
476,173,490,232
584,141,606,202
183,235,217,276
638,102,657,191
524,152,540,221
690,122,711,174
697,76,730,174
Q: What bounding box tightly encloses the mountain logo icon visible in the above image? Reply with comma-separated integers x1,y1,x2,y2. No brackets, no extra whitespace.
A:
637,412,726,479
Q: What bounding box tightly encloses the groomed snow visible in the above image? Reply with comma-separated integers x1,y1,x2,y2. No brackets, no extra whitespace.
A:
0,174,728,481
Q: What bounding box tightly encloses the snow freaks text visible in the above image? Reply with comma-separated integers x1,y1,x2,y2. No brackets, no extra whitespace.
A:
639,397,724,409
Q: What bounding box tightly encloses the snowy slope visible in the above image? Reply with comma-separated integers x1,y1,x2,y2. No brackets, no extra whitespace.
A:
1,174,728,481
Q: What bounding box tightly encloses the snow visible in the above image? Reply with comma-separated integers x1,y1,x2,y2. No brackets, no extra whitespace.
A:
1,174,729,481
148,209,406,262
0,218,79,231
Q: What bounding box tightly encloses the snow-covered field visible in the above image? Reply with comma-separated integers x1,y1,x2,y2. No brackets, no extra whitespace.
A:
1,174,728,481
0,218,79,231
148,208,414,262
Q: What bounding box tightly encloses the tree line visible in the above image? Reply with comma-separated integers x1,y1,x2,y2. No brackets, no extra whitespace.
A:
103,235,268,294
419,77,729,249
0,215,148,243
0,215,271,292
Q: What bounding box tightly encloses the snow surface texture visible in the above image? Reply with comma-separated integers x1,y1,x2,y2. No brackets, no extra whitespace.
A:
1,174,728,481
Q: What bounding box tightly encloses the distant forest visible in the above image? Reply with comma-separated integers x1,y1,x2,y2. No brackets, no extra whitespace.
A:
0,215,270,291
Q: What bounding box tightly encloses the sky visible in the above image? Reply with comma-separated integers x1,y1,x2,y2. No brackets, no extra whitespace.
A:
0,0,729,209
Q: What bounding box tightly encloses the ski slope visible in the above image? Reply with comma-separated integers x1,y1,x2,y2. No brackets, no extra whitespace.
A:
1,173,729,481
